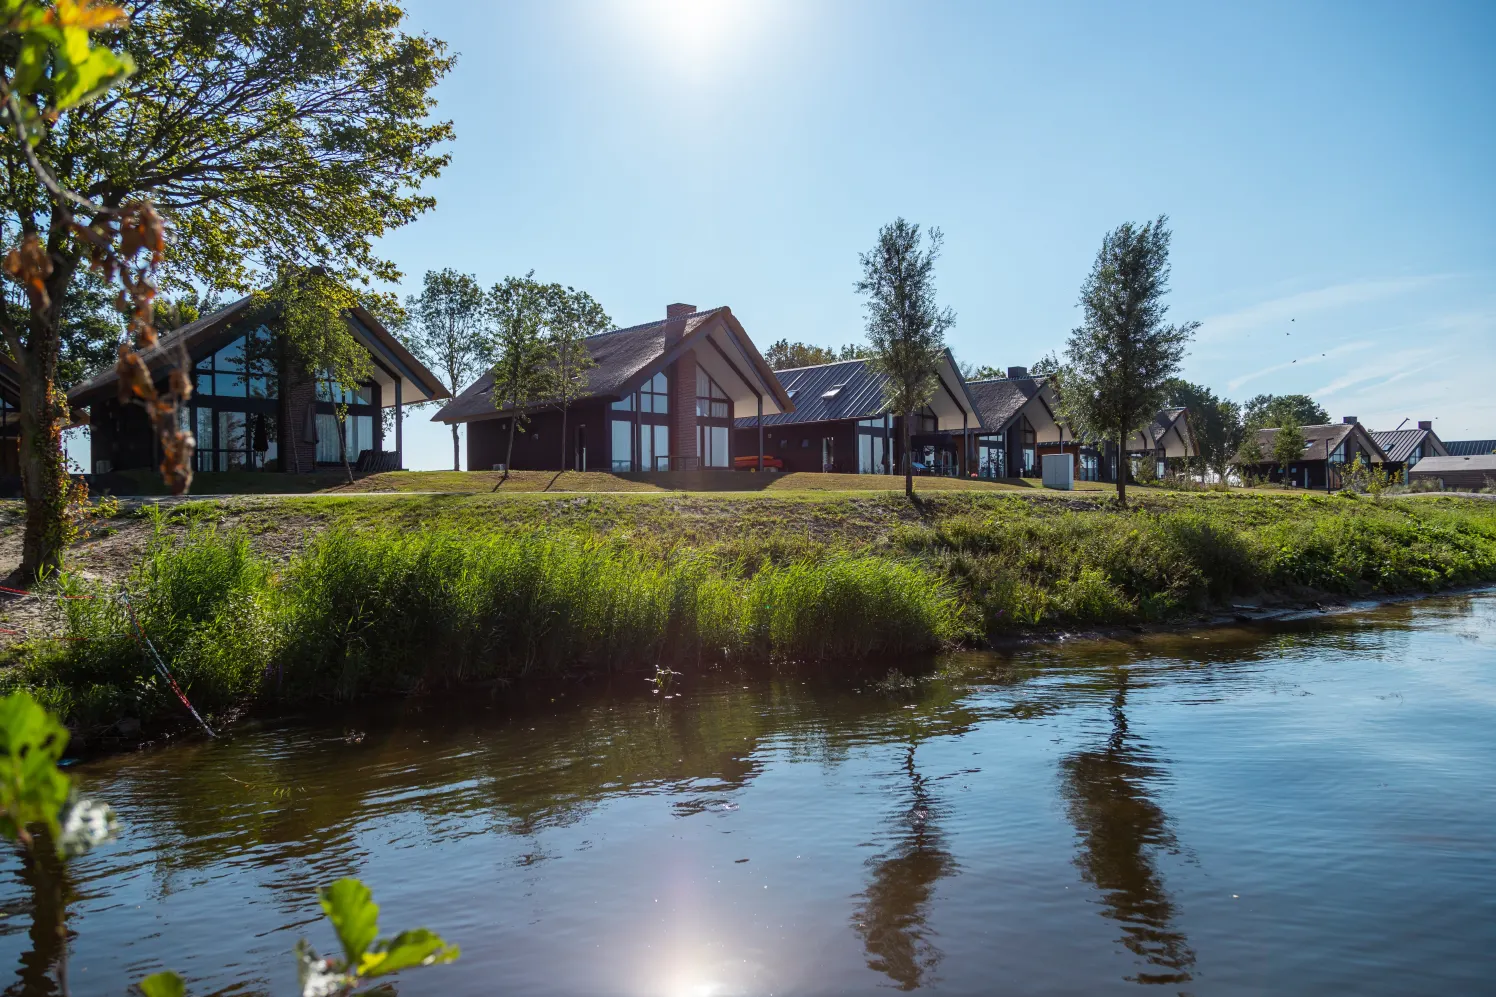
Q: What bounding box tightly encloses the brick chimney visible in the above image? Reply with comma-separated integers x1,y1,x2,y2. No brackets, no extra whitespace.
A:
1007,366,1029,379
1342,416,1358,424
666,302,696,320
1418,420,1432,431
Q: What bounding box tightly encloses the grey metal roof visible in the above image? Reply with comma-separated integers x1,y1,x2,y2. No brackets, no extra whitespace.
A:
734,357,890,429
1443,439,1496,456
1405,454,1496,474
1370,428,1447,464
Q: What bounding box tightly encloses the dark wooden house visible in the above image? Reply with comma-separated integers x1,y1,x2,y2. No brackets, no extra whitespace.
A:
1234,417,1388,490
732,351,982,475
1370,421,1449,482
68,296,449,476
436,304,793,472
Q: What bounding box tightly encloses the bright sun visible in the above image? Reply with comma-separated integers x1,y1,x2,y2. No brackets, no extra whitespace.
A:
621,0,766,69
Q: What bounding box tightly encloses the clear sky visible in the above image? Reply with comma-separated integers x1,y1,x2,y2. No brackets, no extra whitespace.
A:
272,1,1496,468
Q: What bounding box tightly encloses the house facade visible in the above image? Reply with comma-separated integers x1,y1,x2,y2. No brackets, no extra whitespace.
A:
729,352,982,475
1407,454,1496,491
1370,421,1448,482
1235,417,1388,490
436,304,793,473
69,297,448,475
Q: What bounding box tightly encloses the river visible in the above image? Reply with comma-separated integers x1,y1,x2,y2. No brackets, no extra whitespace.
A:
4,592,1494,995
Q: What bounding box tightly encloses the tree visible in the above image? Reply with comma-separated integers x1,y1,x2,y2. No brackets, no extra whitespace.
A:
1234,432,1265,479
1163,379,1243,482
547,286,608,472
0,0,453,577
488,273,552,479
1055,216,1198,506
856,219,954,499
259,270,378,484
403,269,489,470
1243,393,1328,432
1029,351,1061,377
763,339,871,371
1271,420,1306,481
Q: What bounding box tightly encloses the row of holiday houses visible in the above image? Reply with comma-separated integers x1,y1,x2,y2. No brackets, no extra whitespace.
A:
13,295,1493,489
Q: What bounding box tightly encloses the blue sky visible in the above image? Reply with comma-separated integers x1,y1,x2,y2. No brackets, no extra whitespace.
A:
230,2,1496,468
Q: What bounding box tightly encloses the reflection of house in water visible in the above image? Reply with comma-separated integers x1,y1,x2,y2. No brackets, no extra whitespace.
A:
1060,673,1195,986
852,742,958,991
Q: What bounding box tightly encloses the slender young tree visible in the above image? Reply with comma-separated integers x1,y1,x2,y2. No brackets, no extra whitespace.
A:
1271,419,1306,483
403,269,489,470
856,219,954,498
0,0,453,576
488,273,552,480
1057,216,1198,507
546,286,608,473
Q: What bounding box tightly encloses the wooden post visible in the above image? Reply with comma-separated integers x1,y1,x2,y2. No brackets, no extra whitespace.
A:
757,394,763,471
394,378,403,470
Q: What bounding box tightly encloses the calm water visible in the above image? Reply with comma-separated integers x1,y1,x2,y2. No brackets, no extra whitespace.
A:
4,594,1495,996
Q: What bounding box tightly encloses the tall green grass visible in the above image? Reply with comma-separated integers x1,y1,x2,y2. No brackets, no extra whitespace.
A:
7,523,968,733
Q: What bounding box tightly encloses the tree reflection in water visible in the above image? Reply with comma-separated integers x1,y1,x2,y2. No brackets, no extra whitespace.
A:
851,741,957,991
1060,670,1195,986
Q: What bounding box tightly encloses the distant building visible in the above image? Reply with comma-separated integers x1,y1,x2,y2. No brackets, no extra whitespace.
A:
1370,421,1448,481
1234,417,1387,490
1407,454,1496,491
732,352,981,475
437,304,793,472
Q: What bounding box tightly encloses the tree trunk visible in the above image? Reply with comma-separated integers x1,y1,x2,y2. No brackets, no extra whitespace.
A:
504,415,517,480
903,409,914,499
1115,432,1128,507
12,246,78,582
559,402,569,474
17,367,71,581
451,423,460,472
336,412,353,484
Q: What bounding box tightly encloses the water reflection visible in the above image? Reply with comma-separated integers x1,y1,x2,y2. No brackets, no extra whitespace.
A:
1060,669,1195,986
852,740,957,991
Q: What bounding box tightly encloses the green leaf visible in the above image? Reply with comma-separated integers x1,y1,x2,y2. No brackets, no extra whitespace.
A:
0,691,71,846
358,928,460,978
136,971,185,997
317,878,379,967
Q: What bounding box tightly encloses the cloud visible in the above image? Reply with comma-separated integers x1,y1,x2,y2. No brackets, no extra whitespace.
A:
1199,275,1447,341
1225,341,1373,392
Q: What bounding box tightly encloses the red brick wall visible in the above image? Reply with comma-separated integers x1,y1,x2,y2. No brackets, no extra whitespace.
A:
280,365,318,474
669,353,698,471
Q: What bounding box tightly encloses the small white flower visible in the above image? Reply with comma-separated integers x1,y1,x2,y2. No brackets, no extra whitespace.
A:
295,939,353,997
58,795,119,858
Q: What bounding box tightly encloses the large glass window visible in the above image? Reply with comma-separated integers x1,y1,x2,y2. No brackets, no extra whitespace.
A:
316,413,373,464
696,369,729,419
977,435,1005,479
698,424,729,467
857,418,889,474
192,325,279,472
609,371,670,471
195,325,278,400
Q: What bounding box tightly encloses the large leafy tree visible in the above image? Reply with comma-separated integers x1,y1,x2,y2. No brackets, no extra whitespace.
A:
1242,393,1328,432
403,269,490,471
546,285,607,472
763,339,870,371
0,0,452,576
856,218,954,498
1271,419,1307,480
488,273,553,480
1056,216,1198,506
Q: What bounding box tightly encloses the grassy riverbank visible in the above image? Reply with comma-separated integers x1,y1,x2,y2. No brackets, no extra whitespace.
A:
4,489,1495,739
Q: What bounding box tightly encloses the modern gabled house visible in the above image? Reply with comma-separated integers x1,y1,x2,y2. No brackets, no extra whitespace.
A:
69,296,449,475
1370,421,1449,481
1234,417,1388,490
1127,407,1196,479
436,304,793,472
731,351,982,475
965,369,1081,479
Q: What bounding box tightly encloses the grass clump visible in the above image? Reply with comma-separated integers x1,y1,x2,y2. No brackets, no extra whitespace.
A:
7,522,964,734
